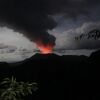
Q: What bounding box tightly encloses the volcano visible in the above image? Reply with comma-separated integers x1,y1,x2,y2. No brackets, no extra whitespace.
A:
0,50,100,100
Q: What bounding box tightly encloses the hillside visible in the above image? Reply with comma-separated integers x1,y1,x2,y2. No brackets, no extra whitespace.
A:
0,50,100,100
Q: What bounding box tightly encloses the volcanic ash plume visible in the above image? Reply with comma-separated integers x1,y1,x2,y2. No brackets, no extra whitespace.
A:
34,34,56,54
0,0,57,54
0,0,99,54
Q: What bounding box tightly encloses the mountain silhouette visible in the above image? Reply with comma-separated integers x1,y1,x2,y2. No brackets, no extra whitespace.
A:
0,50,100,100
30,53,60,60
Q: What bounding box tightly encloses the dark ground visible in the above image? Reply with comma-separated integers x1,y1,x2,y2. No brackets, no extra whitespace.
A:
0,50,100,100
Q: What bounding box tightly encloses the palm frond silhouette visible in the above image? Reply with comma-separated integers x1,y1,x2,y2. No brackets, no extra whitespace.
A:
0,76,37,100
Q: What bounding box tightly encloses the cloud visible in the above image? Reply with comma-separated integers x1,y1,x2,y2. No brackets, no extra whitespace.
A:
0,27,37,50
0,44,34,62
75,22,100,34
0,27,38,62
54,49,96,56
0,43,17,53
49,21,100,49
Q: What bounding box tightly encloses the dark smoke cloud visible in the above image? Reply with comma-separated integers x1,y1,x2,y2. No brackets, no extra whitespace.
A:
0,0,100,46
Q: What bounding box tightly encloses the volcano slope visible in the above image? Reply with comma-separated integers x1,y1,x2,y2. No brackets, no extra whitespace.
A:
0,50,100,100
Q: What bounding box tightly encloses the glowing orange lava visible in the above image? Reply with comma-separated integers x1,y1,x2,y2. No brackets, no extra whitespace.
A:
37,45,52,54
35,41,53,54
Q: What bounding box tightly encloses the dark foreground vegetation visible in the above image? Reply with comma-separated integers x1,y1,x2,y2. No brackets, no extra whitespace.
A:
0,50,100,100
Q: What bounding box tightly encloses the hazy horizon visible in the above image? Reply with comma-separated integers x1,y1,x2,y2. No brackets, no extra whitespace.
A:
0,49,97,63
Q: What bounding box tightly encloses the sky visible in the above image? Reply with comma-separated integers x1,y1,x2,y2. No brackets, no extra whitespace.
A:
0,0,100,62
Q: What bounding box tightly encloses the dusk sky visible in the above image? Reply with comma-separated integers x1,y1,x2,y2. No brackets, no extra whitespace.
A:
0,0,100,62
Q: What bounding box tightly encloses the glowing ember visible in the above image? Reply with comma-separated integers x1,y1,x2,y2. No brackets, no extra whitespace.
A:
35,40,53,54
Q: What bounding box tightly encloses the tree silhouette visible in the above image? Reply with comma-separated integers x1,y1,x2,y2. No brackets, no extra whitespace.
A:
0,76,37,100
